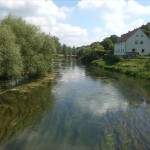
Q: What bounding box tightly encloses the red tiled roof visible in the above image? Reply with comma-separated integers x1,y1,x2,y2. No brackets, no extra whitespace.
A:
116,28,139,43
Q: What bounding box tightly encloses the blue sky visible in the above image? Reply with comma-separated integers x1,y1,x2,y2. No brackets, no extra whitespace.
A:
0,0,150,47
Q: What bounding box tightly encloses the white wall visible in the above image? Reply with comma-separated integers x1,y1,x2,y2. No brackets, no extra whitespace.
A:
126,29,150,55
114,41,126,55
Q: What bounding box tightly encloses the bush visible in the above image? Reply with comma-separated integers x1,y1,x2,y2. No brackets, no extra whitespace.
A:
103,54,120,65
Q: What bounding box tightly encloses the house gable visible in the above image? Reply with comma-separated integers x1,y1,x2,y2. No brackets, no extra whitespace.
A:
126,29,150,55
114,28,150,56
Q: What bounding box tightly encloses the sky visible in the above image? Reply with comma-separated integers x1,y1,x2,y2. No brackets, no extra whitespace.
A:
0,0,150,47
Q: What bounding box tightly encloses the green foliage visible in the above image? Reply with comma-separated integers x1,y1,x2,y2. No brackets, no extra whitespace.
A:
52,36,62,54
76,42,106,63
0,24,23,79
144,58,150,71
109,35,119,43
101,38,114,51
62,44,75,58
103,54,120,65
0,15,60,79
62,44,68,58
72,46,76,56
90,42,103,49
76,34,118,64
141,25,150,37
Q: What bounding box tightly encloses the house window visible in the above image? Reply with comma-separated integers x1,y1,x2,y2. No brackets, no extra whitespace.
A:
142,49,145,53
132,49,135,52
135,41,138,44
140,41,143,44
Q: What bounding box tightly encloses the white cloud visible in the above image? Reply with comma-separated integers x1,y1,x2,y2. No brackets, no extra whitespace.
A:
78,0,104,9
92,27,108,42
50,23,89,46
92,27,102,34
78,0,150,41
0,0,26,9
127,0,150,15
77,0,127,10
0,0,70,19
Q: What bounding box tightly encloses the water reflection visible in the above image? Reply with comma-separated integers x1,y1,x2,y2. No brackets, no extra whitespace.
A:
0,81,54,148
85,67,150,106
1,60,150,150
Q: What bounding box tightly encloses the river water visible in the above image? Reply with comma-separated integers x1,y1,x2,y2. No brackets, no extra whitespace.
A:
0,60,150,150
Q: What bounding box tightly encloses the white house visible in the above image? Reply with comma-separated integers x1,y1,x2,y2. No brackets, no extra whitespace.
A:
114,27,150,56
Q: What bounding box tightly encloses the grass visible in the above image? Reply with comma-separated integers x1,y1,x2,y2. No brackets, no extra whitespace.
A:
92,56,150,80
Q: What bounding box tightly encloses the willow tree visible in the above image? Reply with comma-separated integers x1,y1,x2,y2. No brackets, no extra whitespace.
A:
1,15,59,78
0,24,23,79
1,15,40,76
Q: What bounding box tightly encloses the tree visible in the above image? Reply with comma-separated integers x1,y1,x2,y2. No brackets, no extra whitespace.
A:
62,44,68,58
0,24,23,79
1,15,40,76
90,42,104,50
141,25,150,37
68,46,72,58
109,35,119,44
52,36,62,54
101,38,114,51
72,46,76,56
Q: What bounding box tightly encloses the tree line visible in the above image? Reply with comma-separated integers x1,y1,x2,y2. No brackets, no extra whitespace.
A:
0,15,61,80
76,35,119,63
58,44,76,58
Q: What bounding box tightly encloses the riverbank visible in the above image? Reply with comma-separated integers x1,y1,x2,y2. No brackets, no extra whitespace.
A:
0,73,55,95
92,57,150,80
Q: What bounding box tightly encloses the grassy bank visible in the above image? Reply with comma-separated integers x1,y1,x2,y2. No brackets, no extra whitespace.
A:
92,57,150,80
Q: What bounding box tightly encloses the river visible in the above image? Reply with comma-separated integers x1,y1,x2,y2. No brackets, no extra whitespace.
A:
0,60,150,150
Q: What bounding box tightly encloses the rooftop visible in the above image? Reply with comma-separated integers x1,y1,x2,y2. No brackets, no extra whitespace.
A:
116,28,139,43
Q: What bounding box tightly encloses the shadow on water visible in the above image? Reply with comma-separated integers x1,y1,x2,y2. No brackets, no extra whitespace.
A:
0,81,54,149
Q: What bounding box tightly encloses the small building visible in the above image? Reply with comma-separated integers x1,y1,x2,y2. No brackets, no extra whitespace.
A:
114,26,150,56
